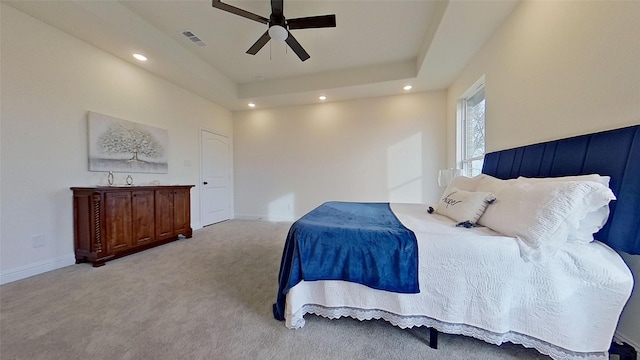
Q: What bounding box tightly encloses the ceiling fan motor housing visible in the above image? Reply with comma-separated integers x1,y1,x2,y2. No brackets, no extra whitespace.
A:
269,13,286,28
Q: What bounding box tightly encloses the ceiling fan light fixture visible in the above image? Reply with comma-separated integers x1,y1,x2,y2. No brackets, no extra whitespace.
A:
268,25,288,41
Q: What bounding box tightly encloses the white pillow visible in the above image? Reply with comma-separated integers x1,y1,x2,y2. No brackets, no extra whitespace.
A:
517,174,610,187
446,175,487,192
435,187,495,224
567,206,611,242
477,181,614,260
517,175,615,243
475,175,517,195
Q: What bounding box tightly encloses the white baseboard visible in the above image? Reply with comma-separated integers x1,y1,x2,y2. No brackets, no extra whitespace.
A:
0,255,76,285
614,331,639,351
234,213,295,222
234,214,264,220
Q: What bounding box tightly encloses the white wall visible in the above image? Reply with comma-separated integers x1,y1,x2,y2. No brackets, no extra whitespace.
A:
233,91,447,221
0,4,233,284
447,0,640,348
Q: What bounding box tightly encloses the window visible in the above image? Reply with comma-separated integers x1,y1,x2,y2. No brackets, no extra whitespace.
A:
458,80,485,177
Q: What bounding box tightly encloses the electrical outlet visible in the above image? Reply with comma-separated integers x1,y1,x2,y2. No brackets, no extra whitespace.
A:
32,235,46,248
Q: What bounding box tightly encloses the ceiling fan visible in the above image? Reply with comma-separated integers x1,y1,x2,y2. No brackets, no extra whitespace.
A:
211,0,336,61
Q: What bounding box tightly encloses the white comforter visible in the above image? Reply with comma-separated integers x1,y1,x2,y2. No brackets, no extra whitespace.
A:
284,203,634,360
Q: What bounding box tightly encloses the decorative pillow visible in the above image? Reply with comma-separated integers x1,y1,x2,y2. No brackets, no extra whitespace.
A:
434,187,496,224
516,175,615,243
477,180,615,260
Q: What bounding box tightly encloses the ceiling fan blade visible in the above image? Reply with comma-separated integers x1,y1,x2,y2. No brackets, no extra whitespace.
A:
246,31,271,55
287,15,336,30
212,0,268,24
271,0,284,15
285,32,310,61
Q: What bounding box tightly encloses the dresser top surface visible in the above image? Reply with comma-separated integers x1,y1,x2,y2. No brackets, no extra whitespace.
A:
71,185,195,191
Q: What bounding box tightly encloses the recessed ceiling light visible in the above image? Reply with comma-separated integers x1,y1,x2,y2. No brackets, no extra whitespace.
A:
133,53,148,62
403,85,412,91
318,95,327,101
248,103,256,108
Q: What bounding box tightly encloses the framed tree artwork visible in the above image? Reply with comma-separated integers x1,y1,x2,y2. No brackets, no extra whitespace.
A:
88,112,169,173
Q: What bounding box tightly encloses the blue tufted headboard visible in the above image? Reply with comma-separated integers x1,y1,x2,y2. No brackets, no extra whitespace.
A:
482,124,640,255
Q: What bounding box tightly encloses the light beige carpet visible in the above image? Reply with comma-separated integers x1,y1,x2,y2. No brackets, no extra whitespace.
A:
0,220,549,360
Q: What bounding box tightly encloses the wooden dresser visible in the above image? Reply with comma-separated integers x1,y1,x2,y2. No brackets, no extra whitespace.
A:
71,185,194,267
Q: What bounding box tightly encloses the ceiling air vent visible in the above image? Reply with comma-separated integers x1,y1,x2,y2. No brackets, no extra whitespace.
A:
181,30,206,47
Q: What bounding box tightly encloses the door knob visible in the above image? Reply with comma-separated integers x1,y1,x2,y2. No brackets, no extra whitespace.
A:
203,182,208,185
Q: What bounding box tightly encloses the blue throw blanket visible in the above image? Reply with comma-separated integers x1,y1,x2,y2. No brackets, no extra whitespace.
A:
273,201,419,321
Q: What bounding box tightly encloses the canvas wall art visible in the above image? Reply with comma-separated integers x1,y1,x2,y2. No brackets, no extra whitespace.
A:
88,112,168,173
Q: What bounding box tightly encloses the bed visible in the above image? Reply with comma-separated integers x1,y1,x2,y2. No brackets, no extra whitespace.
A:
273,125,639,360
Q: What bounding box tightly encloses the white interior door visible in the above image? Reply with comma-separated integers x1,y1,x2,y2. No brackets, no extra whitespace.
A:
201,130,231,226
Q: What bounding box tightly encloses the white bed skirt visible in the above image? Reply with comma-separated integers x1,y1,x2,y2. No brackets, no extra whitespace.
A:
288,304,607,360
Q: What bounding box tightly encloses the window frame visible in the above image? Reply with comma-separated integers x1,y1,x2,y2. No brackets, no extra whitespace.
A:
457,77,486,177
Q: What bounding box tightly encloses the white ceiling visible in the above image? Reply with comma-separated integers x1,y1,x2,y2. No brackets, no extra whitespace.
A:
5,0,519,111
